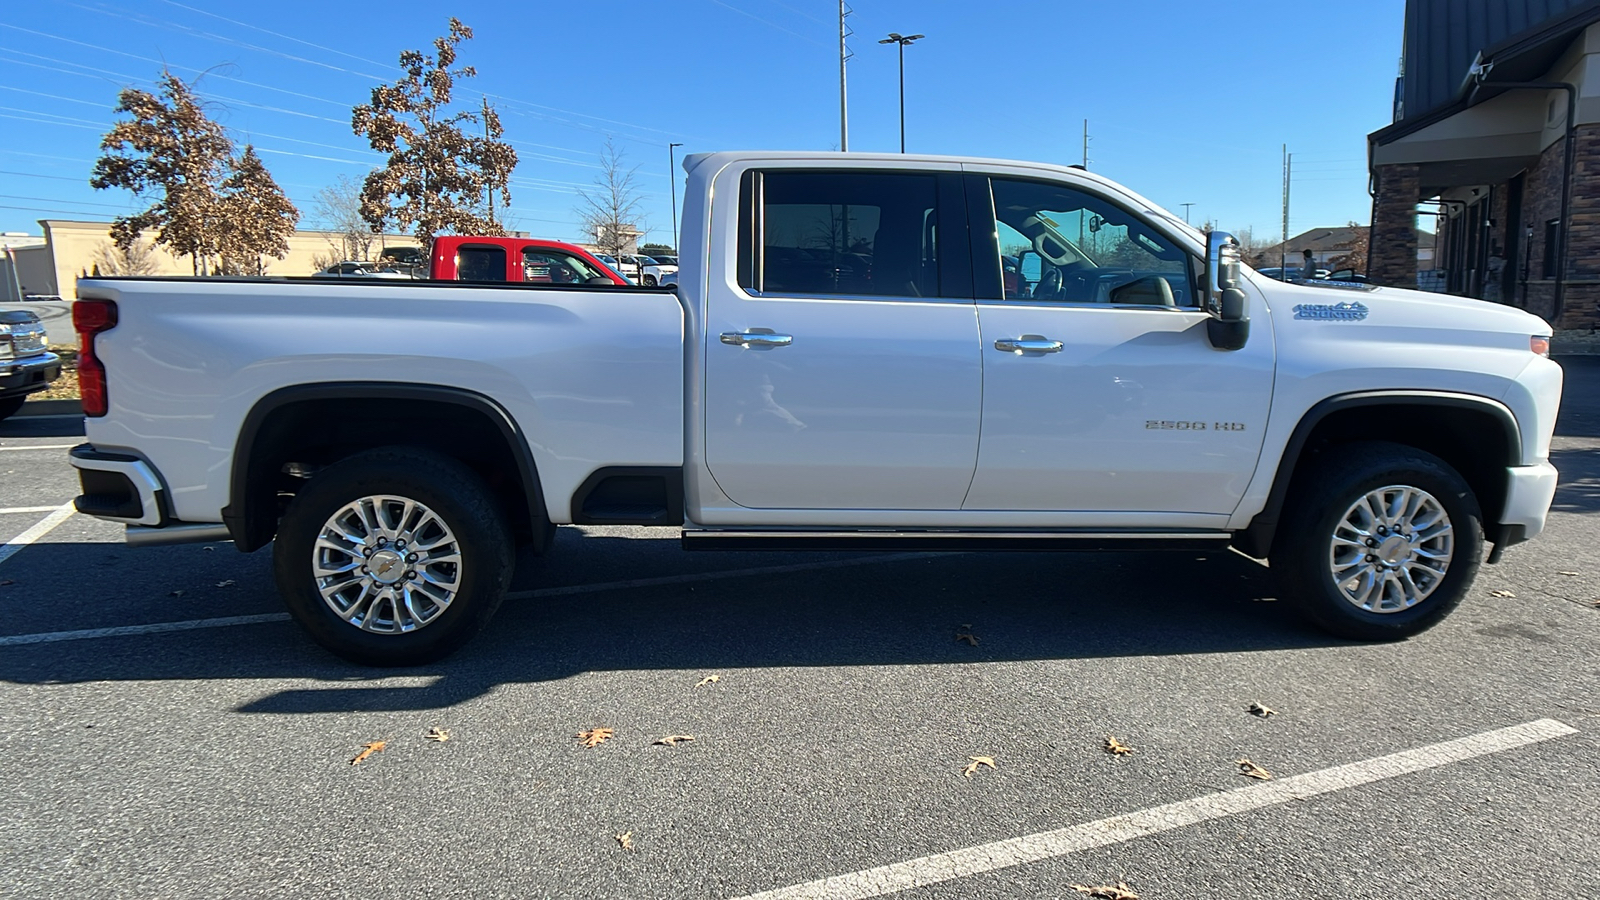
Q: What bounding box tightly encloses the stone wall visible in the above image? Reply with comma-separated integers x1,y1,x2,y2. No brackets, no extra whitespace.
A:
1367,164,1420,287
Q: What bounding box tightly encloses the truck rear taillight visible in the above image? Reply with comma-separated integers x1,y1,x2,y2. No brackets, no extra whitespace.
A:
72,299,118,417
1530,335,1550,357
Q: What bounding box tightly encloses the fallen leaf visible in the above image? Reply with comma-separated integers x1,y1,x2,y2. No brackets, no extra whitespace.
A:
215,580,235,588
424,727,451,742
961,755,996,778
168,590,184,598
1489,589,1515,598
694,674,721,688
577,727,614,748
0,579,14,586
1236,758,1272,780
1103,736,1134,756
1248,702,1276,718
955,626,980,646
1559,571,1580,577
1070,882,1139,900
350,741,386,766
615,831,634,851
653,735,695,747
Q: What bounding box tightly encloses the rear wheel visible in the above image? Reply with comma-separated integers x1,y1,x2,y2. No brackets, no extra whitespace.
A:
273,447,513,665
1271,442,1483,641
0,396,25,421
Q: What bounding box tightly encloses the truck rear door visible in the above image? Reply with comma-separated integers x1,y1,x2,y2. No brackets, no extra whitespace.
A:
702,164,982,510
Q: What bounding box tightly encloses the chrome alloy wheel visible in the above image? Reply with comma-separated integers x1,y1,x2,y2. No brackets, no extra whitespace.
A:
1328,484,1454,614
313,495,462,633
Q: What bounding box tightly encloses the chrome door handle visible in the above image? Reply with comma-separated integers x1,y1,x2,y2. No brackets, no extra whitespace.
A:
994,338,1064,353
721,332,794,347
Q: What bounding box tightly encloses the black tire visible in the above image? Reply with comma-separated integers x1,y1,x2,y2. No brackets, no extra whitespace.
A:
642,274,657,287
0,396,26,421
273,447,514,666
1271,441,1483,641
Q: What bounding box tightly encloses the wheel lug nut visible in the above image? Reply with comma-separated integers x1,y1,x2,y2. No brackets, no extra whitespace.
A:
406,553,418,563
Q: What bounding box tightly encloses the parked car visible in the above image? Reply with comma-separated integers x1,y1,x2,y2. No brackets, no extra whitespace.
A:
0,309,59,421
429,237,629,285
313,262,411,279
1325,269,1369,284
68,149,1561,665
637,255,678,287
592,254,632,283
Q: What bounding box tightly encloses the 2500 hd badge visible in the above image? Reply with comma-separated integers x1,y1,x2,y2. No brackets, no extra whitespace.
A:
1146,421,1247,431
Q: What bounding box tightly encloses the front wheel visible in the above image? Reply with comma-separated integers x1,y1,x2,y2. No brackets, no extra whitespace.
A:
1271,442,1483,641
273,447,514,665
641,274,657,287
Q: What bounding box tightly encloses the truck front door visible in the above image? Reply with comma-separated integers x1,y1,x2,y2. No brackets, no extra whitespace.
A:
961,171,1275,520
702,166,982,510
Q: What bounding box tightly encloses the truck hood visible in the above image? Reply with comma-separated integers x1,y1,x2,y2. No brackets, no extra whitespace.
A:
1254,276,1553,338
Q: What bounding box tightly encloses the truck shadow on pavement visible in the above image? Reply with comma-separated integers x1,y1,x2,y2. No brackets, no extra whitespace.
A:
0,535,1344,715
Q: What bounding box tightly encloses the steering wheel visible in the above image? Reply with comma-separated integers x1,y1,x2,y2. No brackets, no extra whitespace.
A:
1036,265,1065,300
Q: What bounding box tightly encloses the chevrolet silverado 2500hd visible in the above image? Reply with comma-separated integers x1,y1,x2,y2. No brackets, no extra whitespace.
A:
67,151,1563,665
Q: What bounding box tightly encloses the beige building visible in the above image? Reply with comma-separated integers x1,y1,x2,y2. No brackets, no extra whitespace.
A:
2,220,422,301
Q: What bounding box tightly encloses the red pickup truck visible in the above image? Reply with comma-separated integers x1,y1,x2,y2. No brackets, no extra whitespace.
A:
429,236,629,285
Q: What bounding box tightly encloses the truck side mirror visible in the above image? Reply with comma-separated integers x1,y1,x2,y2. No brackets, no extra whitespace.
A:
1203,231,1250,351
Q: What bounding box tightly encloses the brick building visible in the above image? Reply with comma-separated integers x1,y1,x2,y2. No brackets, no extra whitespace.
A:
1368,0,1600,328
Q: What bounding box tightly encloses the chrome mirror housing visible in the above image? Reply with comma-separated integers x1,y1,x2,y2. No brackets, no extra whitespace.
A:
1204,231,1250,351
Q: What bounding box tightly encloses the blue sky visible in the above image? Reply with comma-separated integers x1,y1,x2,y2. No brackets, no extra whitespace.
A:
0,0,1405,248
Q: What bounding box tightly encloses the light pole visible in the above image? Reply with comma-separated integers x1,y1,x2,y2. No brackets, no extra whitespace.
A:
1181,203,1194,224
669,142,684,253
878,32,923,153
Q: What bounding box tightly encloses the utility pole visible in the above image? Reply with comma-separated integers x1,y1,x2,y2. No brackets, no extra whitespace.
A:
839,0,852,151
1181,203,1194,224
482,96,496,229
669,142,683,253
1082,119,1090,168
1281,145,1291,273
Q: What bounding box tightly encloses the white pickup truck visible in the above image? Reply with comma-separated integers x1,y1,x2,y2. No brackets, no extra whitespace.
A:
68,151,1563,665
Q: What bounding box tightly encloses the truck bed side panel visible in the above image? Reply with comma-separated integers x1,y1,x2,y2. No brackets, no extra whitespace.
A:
77,279,684,524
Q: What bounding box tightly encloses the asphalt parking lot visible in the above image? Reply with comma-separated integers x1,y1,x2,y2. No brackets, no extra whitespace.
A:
2,361,1597,899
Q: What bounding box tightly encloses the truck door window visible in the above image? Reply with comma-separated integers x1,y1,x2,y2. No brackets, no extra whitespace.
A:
456,245,507,282
522,249,605,284
984,178,1194,307
738,171,942,299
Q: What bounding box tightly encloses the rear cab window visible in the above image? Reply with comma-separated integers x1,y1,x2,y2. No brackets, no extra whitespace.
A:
454,245,508,282
736,168,971,300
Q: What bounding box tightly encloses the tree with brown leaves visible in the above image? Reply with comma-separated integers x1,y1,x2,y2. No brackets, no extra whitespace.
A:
91,71,233,275
352,18,518,248
576,137,646,262
216,145,299,275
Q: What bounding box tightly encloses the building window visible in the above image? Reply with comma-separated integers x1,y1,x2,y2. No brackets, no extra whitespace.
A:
1543,219,1560,279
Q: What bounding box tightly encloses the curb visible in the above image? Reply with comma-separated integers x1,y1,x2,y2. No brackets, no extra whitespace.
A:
17,399,82,417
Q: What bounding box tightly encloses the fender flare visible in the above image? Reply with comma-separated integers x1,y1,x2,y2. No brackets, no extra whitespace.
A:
1235,390,1520,558
222,382,549,553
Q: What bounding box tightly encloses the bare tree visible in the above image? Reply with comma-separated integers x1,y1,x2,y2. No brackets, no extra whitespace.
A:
91,70,234,275
1230,226,1279,268
576,137,645,261
88,239,160,276
352,18,518,248
313,174,375,261
215,145,300,275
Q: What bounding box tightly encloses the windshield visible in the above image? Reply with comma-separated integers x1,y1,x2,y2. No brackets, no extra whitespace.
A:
522,249,609,283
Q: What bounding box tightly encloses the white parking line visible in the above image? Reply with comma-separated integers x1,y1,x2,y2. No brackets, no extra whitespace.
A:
0,551,948,647
0,613,292,647
727,718,1579,900
0,503,75,568
0,506,66,515
0,444,78,452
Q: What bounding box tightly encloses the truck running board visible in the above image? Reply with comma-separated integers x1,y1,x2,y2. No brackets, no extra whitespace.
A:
680,529,1233,552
